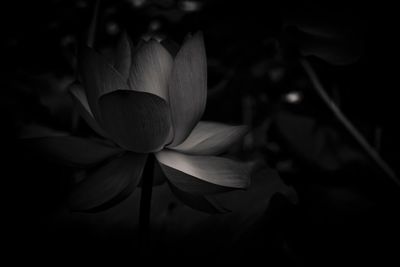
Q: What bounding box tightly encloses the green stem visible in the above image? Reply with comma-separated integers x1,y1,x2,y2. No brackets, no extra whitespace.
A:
300,58,400,188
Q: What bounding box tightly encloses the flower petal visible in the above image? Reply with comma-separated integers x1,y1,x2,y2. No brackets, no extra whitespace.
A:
160,161,233,195
169,121,248,155
168,32,207,146
23,136,123,167
113,31,132,80
155,150,251,193
168,183,229,213
69,153,147,212
128,39,173,101
69,82,108,138
79,46,129,120
99,90,172,153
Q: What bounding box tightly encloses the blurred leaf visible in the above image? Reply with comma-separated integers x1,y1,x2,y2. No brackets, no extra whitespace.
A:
273,110,367,171
149,166,297,263
282,2,365,65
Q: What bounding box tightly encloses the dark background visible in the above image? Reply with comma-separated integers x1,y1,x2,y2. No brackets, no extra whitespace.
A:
2,0,400,265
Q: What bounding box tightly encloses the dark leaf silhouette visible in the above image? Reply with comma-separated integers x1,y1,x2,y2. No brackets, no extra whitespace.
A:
282,1,365,65
273,111,366,171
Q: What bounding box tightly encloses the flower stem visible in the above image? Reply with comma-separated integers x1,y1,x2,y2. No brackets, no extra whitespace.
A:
87,0,100,48
300,58,400,188
139,153,155,252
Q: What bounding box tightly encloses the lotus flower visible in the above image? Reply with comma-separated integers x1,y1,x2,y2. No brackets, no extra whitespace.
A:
29,32,250,213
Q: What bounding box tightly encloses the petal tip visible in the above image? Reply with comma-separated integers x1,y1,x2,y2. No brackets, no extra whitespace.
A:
185,31,204,47
193,31,204,40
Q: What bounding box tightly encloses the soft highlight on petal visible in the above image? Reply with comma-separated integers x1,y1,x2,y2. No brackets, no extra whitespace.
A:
169,121,248,155
155,150,250,190
168,32,207,146
128,39,173,100
99,90,172,153
160,162,235,195
69,82,108,138
69,153,147,211
79,46,129,119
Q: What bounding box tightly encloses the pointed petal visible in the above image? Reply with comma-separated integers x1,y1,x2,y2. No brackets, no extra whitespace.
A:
168,32,207,146
99,90,172,153
69,153,147,211
128,39,173,100
169,182,229,213
69,82,108,138
114,31,132,80
155,150,251,193
79,46,129,120
169,121,248,155
23,136,123,167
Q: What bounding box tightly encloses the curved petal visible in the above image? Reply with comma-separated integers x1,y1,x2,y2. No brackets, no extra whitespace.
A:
69,82,108,138
69,153,147,212
114,31,132,80
128,39,173,101
155,150,251,192
79,46,129,120
168,32,207,146
160,161,233,195
168,182,229,213
99,90,172,153
23,136,123,167
169,121,248,155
